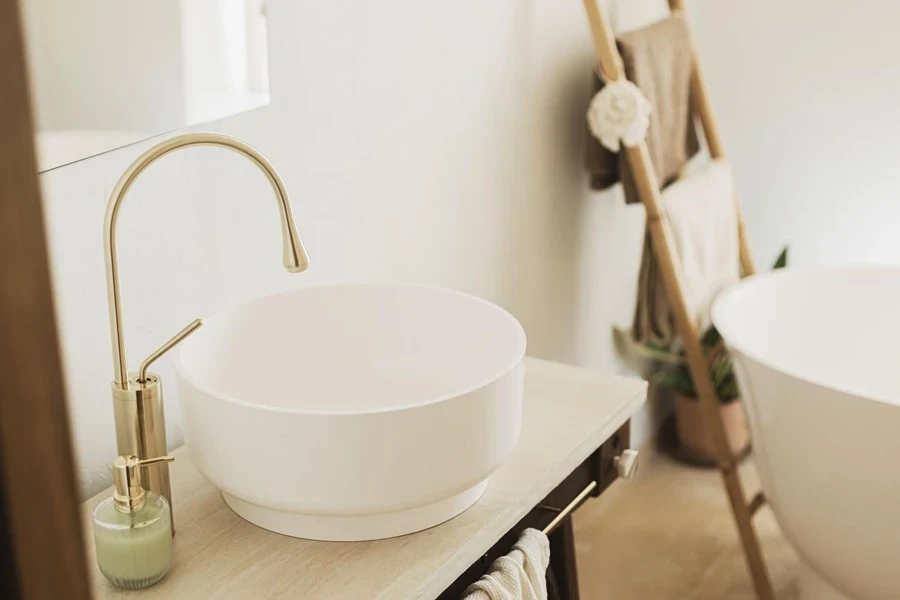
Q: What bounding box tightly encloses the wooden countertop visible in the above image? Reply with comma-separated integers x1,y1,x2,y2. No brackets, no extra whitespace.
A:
81,358,646,599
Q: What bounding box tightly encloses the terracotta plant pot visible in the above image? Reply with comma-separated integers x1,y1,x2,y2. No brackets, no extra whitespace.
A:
674,393,750,465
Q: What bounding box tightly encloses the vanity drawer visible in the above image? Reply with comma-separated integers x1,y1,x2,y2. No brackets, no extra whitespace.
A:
438,420,631,599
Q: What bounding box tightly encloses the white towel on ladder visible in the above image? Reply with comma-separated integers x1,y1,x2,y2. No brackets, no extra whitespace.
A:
665,159,741,334
633,158,741,344
462,529,551,600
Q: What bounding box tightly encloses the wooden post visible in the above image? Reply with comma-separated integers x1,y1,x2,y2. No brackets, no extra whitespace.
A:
668,0,756,276
0,0,93,598
581,2,775,599
549,520,581,600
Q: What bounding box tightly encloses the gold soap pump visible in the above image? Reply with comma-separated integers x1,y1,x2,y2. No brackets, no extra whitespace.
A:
103,133,309,529
92,455,176,589
112,455,176,512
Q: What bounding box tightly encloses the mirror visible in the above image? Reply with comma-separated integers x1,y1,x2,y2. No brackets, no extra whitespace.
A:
21,0,270,172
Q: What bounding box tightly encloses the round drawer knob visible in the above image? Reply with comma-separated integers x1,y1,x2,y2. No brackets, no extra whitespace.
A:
614,449,639,479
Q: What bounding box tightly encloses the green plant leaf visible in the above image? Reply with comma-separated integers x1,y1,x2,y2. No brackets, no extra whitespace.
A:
701,325,722,347
772,246,789,270
633,340,686,365
654,367,696,397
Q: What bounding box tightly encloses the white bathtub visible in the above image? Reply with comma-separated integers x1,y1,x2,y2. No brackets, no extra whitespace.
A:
712,267,900,600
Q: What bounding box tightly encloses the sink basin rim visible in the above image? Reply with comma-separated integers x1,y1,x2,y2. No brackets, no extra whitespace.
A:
174,282,527,417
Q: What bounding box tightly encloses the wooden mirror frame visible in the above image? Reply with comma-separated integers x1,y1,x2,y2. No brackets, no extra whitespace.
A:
0,0,92,597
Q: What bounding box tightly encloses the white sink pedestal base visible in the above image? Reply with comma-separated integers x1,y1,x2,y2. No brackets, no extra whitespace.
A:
222,479,490,541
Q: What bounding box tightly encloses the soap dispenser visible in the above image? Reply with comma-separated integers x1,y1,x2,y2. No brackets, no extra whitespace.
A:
92,455,175,589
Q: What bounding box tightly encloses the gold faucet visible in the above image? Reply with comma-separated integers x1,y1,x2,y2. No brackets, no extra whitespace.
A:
103,133,309,524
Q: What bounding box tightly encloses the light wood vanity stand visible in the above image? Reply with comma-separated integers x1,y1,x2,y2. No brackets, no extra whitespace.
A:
81,358,646,599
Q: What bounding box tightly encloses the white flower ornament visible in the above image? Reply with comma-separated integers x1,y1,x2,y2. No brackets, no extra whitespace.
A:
587,79,652,152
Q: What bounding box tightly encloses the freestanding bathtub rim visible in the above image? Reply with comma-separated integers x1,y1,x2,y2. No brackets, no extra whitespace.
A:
711,266,899,410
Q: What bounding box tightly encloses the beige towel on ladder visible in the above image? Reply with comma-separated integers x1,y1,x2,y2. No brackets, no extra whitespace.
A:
633,159,741,346
585,14,700,204
462,529,551,600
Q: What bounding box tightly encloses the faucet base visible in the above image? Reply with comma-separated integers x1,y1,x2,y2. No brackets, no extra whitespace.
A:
112,373,173,532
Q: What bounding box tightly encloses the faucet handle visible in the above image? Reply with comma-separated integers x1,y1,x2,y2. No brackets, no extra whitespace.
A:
137,319,203,383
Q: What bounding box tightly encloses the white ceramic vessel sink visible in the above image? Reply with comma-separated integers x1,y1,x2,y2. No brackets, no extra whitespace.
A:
175,284,526,541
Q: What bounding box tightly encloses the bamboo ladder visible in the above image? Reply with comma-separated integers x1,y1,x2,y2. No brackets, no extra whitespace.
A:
580,1,775,598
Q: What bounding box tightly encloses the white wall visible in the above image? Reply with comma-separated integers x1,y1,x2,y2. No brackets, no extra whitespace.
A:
181,0,270,123
685,0,900,268
22,0,185,133
40,0,676,500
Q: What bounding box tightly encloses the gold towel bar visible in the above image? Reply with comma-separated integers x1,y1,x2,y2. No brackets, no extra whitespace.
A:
541,481,598,536
539,449,640,536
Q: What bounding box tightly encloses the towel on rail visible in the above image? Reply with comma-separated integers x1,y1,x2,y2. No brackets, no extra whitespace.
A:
585,14,699,204
462,528,550,600
632,159,740,345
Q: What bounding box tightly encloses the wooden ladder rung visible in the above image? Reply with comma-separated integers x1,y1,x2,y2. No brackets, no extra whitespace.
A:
748,491,767,517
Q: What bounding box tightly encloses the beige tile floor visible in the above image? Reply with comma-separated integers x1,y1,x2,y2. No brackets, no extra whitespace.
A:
573,445,800,599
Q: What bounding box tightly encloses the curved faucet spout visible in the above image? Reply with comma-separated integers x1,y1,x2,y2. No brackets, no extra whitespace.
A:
104,133,309,386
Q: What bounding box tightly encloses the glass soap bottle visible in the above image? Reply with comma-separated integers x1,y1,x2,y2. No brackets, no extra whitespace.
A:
92,454,175,589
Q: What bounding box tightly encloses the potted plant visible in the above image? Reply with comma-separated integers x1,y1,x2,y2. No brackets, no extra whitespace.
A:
648,327,746,463
646,248,788,464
